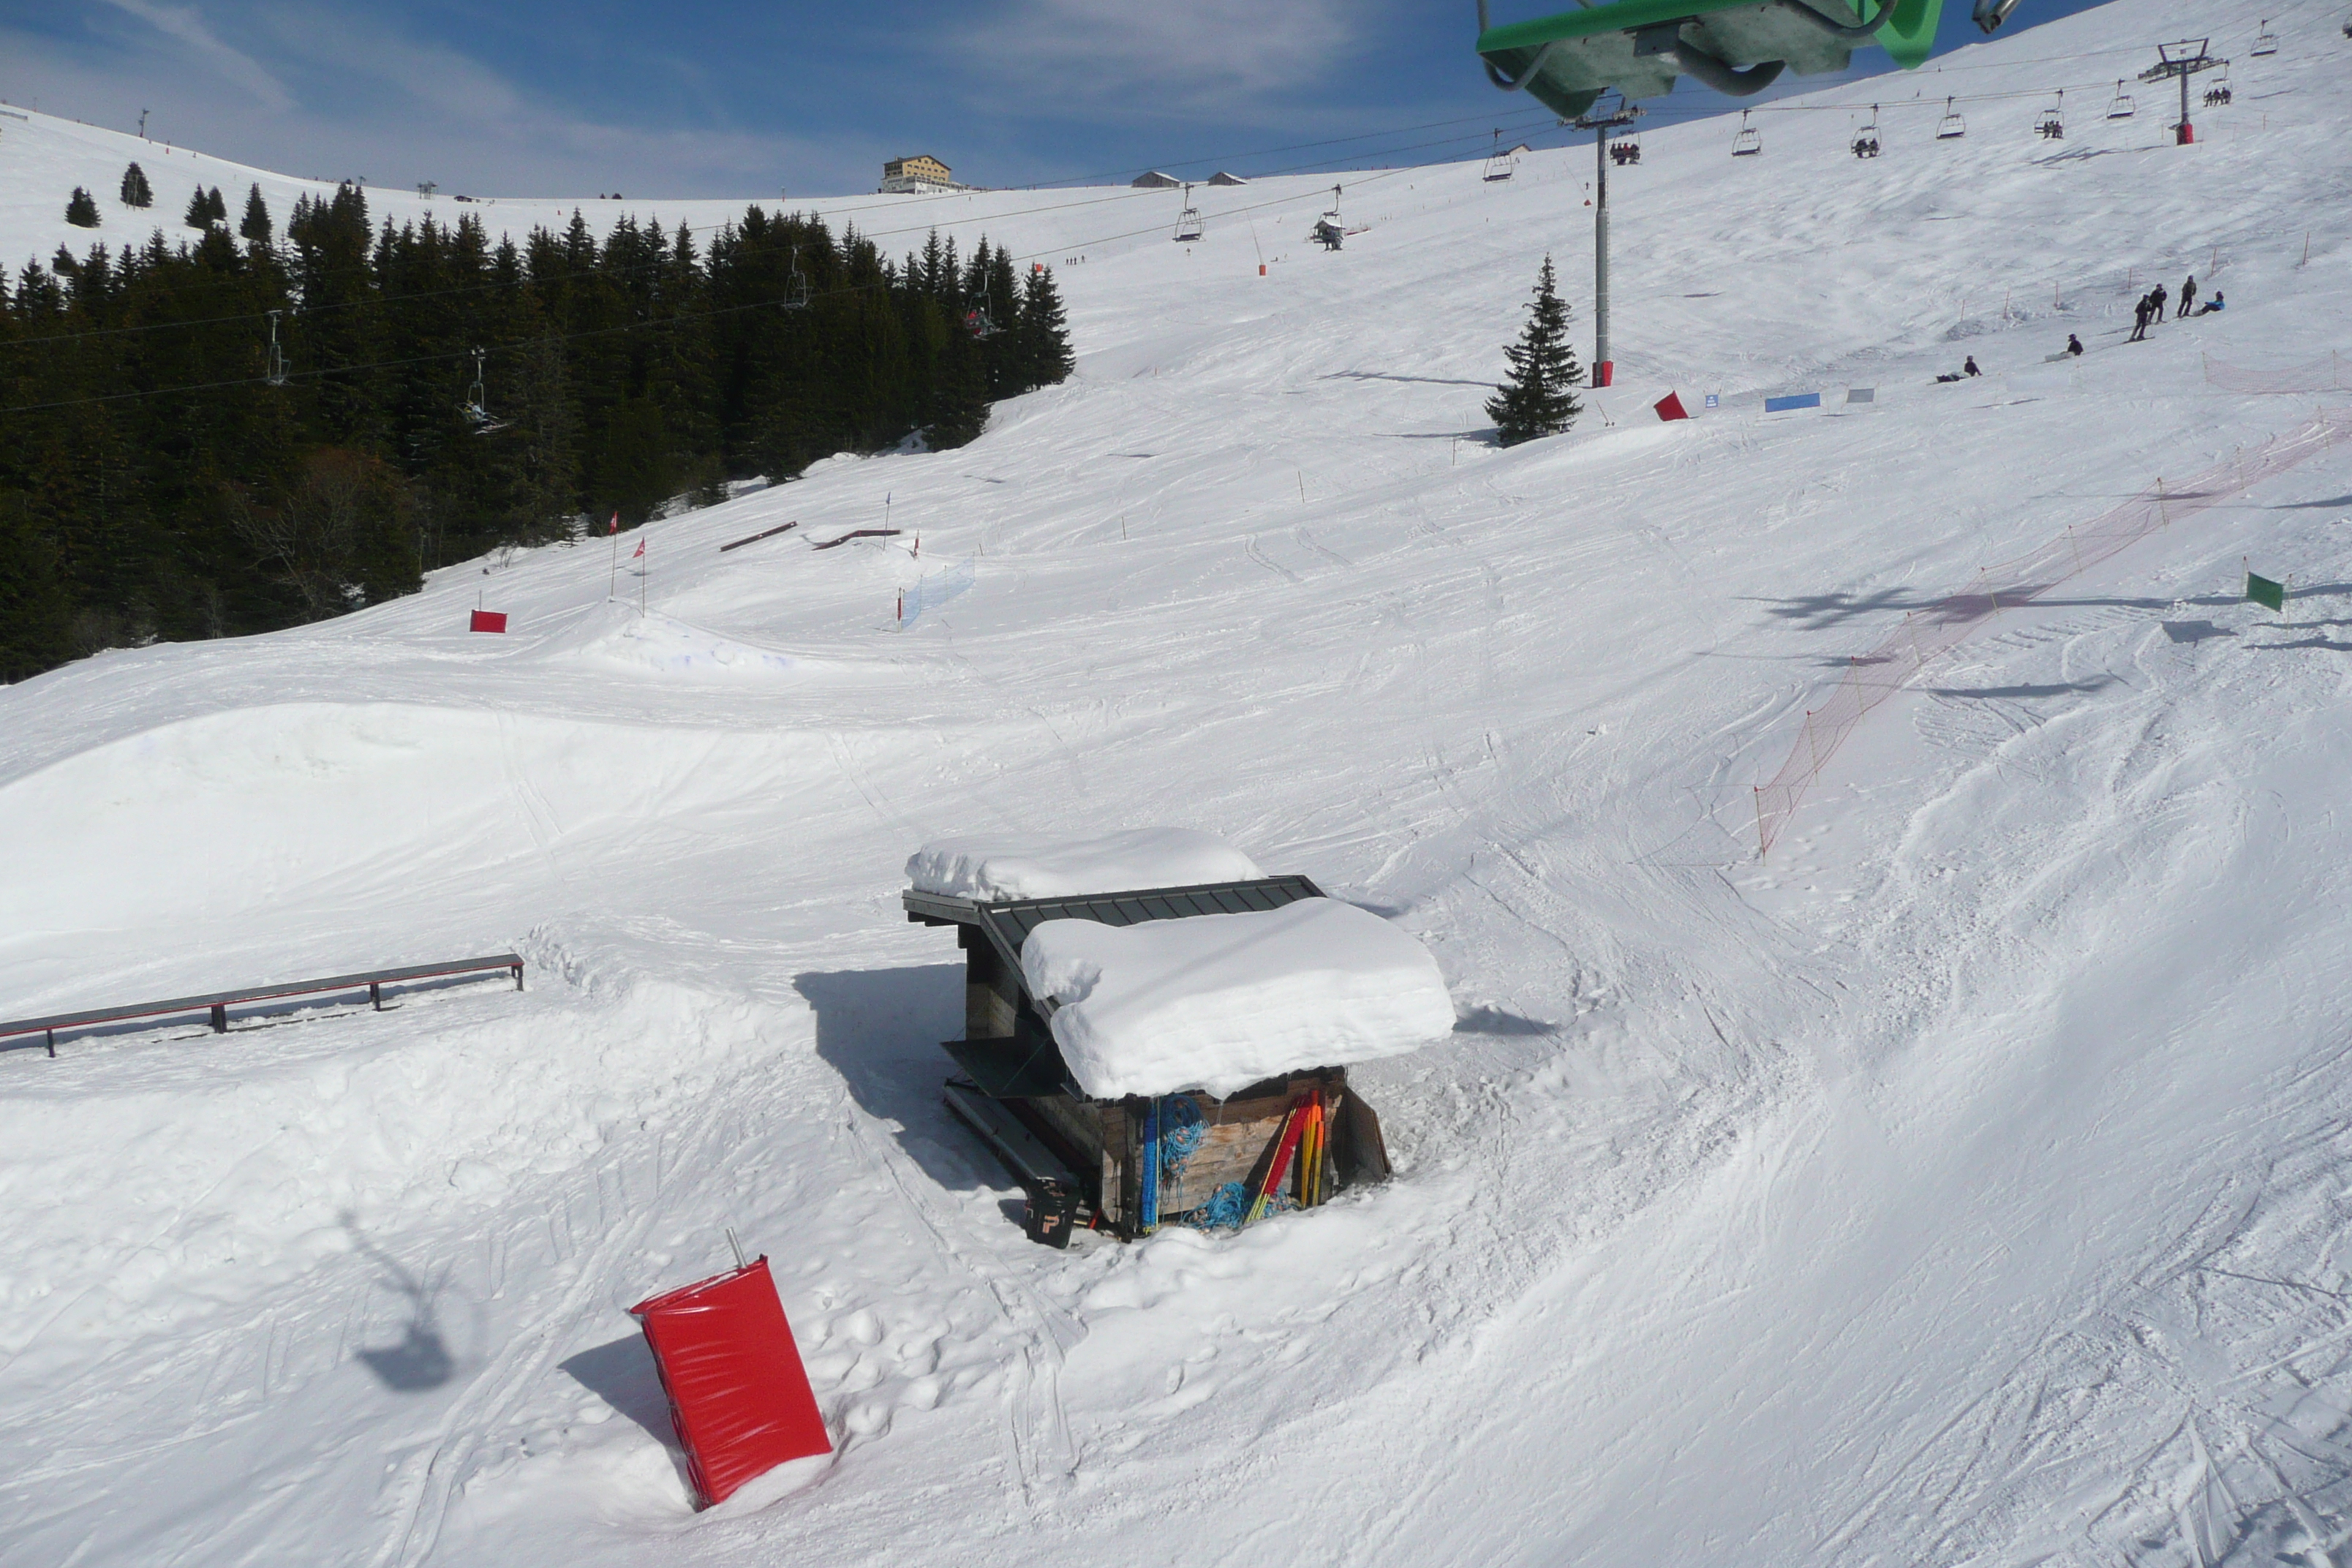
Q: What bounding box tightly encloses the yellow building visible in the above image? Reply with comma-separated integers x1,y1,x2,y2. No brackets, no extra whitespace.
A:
880,155,954,194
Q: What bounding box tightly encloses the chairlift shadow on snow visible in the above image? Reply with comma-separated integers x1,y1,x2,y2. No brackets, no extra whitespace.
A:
2272,494,2352,510
342,1213,471,1393
796,965,993,1194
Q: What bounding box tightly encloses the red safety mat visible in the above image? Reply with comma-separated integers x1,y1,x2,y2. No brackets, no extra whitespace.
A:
629,1258,829,1507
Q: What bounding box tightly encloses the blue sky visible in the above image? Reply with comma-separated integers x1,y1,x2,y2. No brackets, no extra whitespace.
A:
0,0,2118,198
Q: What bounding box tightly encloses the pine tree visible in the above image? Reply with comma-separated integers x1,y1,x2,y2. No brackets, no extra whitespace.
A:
239,185,271,244
119,163,154,208
1016,265,1074,390
206,186,228,224
1486,255,1584,447
65,188,100,227
183,186,212,229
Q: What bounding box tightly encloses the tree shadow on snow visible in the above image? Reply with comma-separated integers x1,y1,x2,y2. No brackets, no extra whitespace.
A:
795,965,1000,1195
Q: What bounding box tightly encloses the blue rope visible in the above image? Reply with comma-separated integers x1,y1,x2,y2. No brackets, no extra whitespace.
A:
1198,1181,1251,1231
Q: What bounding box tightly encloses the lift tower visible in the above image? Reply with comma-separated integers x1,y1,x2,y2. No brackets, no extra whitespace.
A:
2140,38,2225,145
1572,96,1641,388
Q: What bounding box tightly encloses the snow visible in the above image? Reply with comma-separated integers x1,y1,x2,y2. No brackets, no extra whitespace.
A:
905,827,1263,902
5,0,2352,1563
1019,897,1455,1098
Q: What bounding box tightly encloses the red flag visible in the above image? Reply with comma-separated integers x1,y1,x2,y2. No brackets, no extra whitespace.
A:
633,539,645,559
608,511,619,535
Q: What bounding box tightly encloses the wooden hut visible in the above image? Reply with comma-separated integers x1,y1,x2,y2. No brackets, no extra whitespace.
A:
905,872,1402,1245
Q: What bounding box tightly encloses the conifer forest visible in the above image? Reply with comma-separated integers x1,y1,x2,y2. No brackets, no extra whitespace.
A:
0,180,1074,680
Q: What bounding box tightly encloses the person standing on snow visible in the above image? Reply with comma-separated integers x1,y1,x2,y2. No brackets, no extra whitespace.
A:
2177,275,2197,317
2151,282,2168,320
2129,295,2152,341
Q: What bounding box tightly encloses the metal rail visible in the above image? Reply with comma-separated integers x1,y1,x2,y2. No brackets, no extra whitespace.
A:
0,953,525,1058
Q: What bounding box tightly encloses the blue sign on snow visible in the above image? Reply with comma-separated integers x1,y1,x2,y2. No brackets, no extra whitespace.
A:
1763,392,1823,413
1703,393,1719,409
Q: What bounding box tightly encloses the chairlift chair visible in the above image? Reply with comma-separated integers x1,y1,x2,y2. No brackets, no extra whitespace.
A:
462,347,508,434
263,309,288,388
1935,95,1967,139
782,244,811,310
1312,184,1346,249
1482,131,1517,181
1172,184,1205,242
2251,18,2279,54
1851,104,1882,157
1610,132,1642,165
2107,79,2136,118
1731,109,1763,157
2036,89,2065,139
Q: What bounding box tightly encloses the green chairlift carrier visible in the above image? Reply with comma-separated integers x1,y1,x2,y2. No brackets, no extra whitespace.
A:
1474,0,1992,118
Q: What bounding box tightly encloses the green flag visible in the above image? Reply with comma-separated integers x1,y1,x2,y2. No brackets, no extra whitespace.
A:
2247,572,2286,612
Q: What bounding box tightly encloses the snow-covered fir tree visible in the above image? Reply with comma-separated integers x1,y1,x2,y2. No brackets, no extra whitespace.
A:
64,187,99,228
1486,255,1584,447
118,163,153,208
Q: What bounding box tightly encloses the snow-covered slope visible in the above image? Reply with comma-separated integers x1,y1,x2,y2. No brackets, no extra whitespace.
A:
6,1,2352,1564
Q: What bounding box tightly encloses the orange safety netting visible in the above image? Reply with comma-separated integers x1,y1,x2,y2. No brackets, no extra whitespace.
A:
1754,411,2352,855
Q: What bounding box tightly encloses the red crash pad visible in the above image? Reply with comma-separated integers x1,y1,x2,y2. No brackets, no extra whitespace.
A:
629,1257,830,1507
1654,391,1689,421
469,609,508,633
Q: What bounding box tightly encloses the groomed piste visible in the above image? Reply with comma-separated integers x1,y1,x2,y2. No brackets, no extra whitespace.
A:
5,0,2352,1561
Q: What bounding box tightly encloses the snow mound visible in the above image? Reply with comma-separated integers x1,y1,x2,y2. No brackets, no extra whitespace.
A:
905,827,1262,902
570,608,808,679
1019,897,1454,1098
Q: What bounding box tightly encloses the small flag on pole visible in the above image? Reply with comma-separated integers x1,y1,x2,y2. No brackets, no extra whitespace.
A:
633,539,646,559
608,511,619,535
2247,571,2285,611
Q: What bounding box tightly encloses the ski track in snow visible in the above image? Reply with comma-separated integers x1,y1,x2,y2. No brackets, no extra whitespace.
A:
7,0,2352,1562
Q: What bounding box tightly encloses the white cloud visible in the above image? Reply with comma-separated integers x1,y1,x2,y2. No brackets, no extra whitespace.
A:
953,0,1375,117
93,0,295,112
0,6,879,199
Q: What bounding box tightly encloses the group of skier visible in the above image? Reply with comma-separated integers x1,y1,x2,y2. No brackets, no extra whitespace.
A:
1940,269,2229,382
2129,274,2225,341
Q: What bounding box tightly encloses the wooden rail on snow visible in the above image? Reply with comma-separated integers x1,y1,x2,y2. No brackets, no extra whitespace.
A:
0,953,525,1059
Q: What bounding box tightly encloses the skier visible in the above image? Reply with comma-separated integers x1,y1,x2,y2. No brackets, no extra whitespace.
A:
2129,295,2152,342
2150,282,2168,320
1964,355,1981,377
2177,275,2197,317
2066,333,2084,356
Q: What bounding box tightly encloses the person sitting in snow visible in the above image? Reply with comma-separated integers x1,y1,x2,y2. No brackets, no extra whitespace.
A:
2066,333,2084,356
2195,291,2225,314
1964,355,1980,377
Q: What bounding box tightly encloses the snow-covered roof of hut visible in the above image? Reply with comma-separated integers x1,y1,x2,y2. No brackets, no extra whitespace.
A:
905,828,1262,903
1020,897,1454,1098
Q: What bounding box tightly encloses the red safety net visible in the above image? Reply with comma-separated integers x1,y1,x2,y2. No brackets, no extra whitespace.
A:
1754,411,2352,855
629,1257,830,1508
2203,353,2351,396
